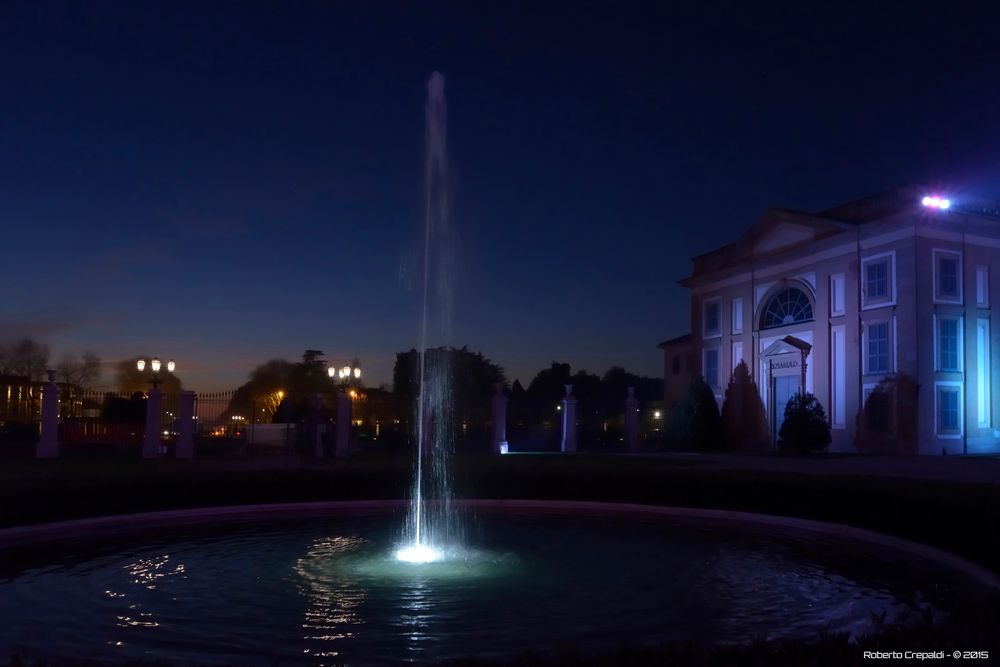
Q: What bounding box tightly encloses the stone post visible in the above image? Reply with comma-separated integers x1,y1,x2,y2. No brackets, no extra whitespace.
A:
492,383,509,454
560,384,577,453
175,391,196,459
37,370,60,459
625,386,640,452
336,390,352,457
313,393,325,460
143,387,163,459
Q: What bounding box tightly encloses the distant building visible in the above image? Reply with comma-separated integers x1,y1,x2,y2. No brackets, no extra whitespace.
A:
656,334,693,421
676,186,1000,454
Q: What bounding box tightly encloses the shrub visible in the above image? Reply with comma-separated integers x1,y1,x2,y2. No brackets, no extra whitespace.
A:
668,376,722,450
777,392,831,454
720,361,769,451
855,374,918,454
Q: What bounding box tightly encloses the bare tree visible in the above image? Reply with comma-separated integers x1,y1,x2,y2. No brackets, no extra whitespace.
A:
0,338,51,380
56,351,102,389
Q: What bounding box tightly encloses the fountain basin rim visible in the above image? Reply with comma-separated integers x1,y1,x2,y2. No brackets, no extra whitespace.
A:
1,498,997,591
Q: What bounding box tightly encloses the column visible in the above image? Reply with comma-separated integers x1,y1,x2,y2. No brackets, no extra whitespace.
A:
36,370,60,459
336,390,352,457
175,391,196,459
143,387,163,459
492,383,509,454
625,386,639,452
560,384,577,453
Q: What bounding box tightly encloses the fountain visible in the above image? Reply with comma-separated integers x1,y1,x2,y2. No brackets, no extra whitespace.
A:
396,72,460,564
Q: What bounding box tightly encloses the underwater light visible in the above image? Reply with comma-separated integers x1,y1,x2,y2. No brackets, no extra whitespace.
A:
395,544,443,564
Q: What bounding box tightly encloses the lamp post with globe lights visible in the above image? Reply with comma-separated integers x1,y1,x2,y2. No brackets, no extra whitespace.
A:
137,357,176,459
328,360,361,457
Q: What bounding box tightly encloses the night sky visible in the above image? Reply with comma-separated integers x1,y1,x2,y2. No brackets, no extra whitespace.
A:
3,1,1000,390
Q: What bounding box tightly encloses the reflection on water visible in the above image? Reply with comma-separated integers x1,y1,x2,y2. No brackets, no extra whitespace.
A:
294,536,367,663
0,515,966,666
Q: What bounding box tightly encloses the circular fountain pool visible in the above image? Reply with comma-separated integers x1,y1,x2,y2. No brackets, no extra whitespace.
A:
0,504,983,665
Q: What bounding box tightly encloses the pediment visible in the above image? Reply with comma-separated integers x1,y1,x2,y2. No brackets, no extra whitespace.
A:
761,335,812,358
754,221,817,256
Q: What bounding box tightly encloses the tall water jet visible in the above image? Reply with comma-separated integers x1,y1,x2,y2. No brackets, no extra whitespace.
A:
397,71,459,563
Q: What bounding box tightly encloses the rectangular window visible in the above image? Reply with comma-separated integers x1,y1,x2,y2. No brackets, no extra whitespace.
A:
831,325,846,428
861,253,895,309
732,341,743,372
976,265,989,307
935,384,962,437
977,319,991,428
866,322,889,374
830,273,845,317
704,348,720,390
703,299,721,338
866,261,888,299
732,298,743,334
672,356,681,375
933,249,963,303
937,317,961,372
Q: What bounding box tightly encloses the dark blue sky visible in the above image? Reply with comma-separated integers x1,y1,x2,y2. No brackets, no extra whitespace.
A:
3,1,1000,389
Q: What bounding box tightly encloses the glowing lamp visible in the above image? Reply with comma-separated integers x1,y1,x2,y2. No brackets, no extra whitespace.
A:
342,365,351,378
353,367,361,379
328,366,336,378
136,359,146,372
166,360,175,373
151,358,162,373
922,195,951,210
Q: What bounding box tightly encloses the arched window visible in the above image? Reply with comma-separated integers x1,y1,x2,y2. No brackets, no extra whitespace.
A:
761,287,813,329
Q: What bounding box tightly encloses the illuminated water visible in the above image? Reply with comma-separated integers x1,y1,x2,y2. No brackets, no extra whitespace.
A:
0,512,967,665
403,70,460,558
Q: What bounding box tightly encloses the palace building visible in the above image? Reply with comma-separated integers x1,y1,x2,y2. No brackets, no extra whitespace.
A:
675,185,1000,454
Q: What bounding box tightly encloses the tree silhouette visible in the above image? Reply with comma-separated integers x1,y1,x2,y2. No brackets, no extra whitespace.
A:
669,376,722,450
777,392,831,453
720,361,768,451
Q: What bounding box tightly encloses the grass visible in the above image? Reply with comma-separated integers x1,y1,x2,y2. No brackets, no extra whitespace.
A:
1,452,999,571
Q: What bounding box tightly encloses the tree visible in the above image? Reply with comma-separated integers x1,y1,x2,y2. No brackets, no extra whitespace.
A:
392,346,506,443
668,376,722,450
777,392,831,454
115,357,184,395
720,361,768,451
855,374,918,454
0,338,50,380
56,351,102,389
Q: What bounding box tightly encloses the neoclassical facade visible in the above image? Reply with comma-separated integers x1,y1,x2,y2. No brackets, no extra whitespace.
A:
677,186,1000,454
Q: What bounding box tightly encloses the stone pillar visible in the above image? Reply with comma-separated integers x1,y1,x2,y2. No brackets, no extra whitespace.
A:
336,391,352,457
143,387,163,459
175,391,196,459
560,384,577,453
313,393,325,459
492,383,509,454
625,386,640,452
36,370,60,459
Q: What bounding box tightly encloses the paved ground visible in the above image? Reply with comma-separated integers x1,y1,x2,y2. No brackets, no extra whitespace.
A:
640,451,1000,483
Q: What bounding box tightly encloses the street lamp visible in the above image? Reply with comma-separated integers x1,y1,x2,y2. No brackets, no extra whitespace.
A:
330,361,362,382
137,357,175,390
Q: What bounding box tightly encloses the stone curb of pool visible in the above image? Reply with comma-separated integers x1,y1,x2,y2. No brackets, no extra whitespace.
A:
1,499,998,592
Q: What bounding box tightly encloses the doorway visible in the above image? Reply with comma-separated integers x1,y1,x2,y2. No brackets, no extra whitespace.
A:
772,374,799,443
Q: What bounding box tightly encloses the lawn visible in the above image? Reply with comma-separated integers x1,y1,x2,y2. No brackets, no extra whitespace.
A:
1,452,998,572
